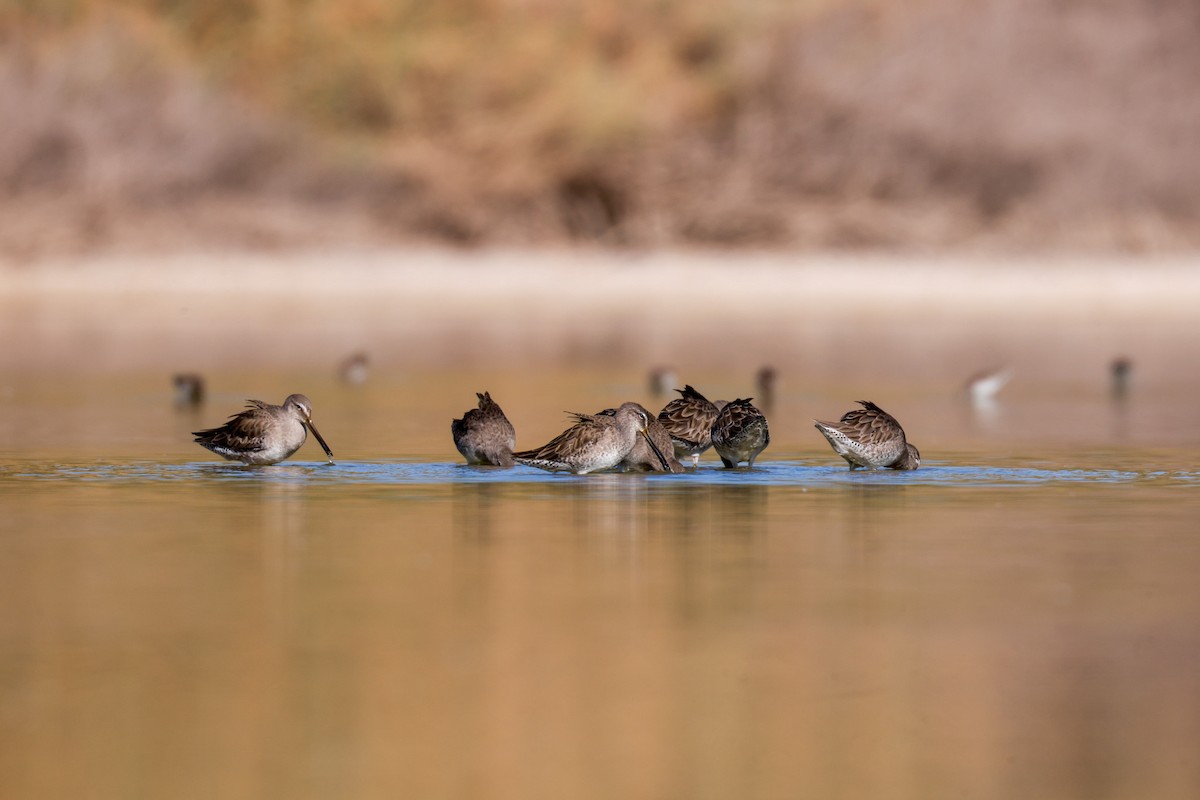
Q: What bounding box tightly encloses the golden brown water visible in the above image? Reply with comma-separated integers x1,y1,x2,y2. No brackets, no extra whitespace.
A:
3,364,1199,800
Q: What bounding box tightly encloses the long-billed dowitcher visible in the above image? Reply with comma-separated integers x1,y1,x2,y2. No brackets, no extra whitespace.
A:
513,401,670,474
193,394,334,465
813,400,919,470
657,385,721,468
452,391,516,466
599,405,685,473
172,373,205,409
711,398,770,468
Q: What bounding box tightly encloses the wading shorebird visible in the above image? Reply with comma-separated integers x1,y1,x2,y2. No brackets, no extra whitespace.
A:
452,391,516,467
193,394,334,466
813,400,920,471
598,405,685,473
657,385,721,468
711,398,770,468
513,401,670,474
647,366,677,400
172,373,205,409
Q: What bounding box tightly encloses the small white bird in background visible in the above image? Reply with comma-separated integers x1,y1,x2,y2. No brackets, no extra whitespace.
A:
964,366,1011,409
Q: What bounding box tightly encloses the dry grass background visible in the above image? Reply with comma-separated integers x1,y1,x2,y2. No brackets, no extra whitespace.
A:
2,0,1199,260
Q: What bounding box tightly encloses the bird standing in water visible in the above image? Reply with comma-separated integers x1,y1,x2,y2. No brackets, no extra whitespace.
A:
452,391,517,466
711,398,770,468
193,394,334,466
657,385,722,468
513,402,670,474
600,404,685,473
813,400,919,470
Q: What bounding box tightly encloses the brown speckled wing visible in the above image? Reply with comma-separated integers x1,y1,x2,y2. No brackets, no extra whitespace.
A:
458,392,516,441
712,399,769,446
452,391,517,464
475,392,513,428
658,385,718,449
512,414,609,463
836,400,906,447
193,400,273,453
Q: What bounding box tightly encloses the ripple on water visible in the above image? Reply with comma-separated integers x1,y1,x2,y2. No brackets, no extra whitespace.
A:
1,459,1187,488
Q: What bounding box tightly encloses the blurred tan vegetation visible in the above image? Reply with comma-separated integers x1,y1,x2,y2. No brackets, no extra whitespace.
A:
3,0,1200,259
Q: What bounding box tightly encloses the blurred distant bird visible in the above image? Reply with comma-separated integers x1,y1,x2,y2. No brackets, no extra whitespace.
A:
1110,356,1133,400
755,365,777,413
814,400,919,471
711,398,770,468
193,394,334,466
657,384,721,468
172,373,205,409
514,401,669,474
647,366,677,399
339,351,369,385
452,391,516,467
964,367,1010,406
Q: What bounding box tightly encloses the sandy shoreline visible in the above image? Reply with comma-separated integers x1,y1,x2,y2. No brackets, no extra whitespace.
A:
3,248,1198,381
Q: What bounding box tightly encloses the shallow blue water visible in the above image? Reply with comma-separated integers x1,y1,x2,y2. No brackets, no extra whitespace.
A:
4,458,1186,487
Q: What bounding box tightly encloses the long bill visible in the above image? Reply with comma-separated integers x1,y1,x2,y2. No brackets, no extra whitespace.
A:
640,429,671,472
307,420,335,464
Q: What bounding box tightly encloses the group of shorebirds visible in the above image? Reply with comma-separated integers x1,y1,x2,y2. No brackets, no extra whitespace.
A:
189,381,920,473
450,388,919,474
184,353,1137,472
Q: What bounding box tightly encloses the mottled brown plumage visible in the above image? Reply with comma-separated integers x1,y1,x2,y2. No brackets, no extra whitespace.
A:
711,398,770,468
605,406,685,473
193,394,334,466
657,385,720,468
813,400,920,470
514,401,669,474
452,391,516,466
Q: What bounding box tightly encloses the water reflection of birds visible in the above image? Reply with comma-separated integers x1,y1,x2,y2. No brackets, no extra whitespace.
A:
172,373,205,409
814,400,920,470
513,401,670,474
193,394,335,465
452,391,516,466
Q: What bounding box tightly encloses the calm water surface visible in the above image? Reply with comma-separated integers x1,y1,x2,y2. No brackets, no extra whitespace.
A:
2,370,1199,799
